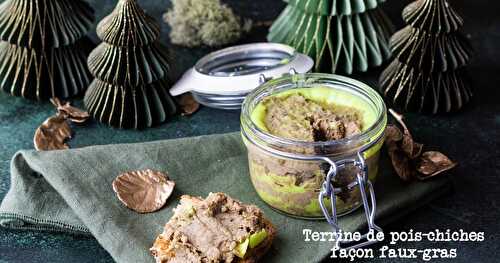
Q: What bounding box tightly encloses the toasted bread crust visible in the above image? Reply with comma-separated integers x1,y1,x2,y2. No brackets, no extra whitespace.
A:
151,235,173,259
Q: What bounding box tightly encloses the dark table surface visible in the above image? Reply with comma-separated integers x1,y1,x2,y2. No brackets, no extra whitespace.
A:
0,0,499,262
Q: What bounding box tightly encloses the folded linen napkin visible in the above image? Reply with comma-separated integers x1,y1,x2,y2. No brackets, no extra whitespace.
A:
0,132,449,263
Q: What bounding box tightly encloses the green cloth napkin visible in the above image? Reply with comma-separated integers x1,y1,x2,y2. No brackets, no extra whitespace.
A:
0,132,449,263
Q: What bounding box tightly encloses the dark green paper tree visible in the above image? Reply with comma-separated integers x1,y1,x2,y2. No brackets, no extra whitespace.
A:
379,0,472,114
84,0,177,129
0,0,95,100
268,0,394,74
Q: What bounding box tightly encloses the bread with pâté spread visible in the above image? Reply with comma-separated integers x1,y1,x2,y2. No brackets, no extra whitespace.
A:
150,192,276,263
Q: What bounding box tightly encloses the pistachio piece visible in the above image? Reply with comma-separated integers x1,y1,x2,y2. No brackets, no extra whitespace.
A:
185,205,196,218
249,229,268,248
233,237,249,258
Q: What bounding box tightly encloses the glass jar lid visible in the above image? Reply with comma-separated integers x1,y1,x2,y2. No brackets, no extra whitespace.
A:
170,43,314,110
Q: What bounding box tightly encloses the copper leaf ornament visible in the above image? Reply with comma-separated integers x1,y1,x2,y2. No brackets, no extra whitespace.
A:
385,125,403,143
389,109,423,159
178,93,200,116
112,169,175,213
51,98,90,124
417,151,457,180
34,99,90,151
268,0,394,74
401,135,424,160
33,114,72,151
385,109,456,181
388,147,415,182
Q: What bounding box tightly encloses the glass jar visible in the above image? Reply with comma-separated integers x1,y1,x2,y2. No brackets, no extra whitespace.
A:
240,73,387,221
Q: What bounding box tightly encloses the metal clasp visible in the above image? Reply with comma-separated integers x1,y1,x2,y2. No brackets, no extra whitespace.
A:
318,152,383,250
259,68,298,85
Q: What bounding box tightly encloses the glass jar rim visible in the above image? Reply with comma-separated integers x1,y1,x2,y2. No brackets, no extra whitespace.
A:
241,73,387,153
194,43,298,77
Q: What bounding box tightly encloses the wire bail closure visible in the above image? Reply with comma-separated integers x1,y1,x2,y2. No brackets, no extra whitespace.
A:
318,152,383,250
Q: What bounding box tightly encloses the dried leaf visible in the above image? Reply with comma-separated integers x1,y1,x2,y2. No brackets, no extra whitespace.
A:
386,144,415,181
401,134,423,159
389,108,412,137
385,125,403,143
51,98,90,124
385,124,413,181
33,114,72,151
417,151,457,180
112,169,175,213
386,109,457,181
50,97,65,108
178,93,200,116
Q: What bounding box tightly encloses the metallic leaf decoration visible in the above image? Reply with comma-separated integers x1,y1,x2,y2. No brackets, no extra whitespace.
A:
112,169,175,214
34,99,88,151
416,151,457,180
0,0,95,100
33,114,72,151
268,0,394,74
178,93,200,116
51,98,90,124
379,0,473,114
84,0,176,129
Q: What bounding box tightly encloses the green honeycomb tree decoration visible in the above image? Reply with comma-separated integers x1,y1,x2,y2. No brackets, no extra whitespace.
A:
84,0,177,129
268,0,394,74
0,0,95,100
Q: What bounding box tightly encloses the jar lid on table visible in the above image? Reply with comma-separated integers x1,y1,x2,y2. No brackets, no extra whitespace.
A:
170,43,314,110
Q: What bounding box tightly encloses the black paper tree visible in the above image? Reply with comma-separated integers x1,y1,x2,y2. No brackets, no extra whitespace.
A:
268,0,394,74
84,0,177,129
379,0,472,114
0,0,95,100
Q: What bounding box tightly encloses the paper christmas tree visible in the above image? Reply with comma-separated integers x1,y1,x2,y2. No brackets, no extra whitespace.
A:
84,0,177,129
379,0,472,114
268,0,394,74
0,0,95,100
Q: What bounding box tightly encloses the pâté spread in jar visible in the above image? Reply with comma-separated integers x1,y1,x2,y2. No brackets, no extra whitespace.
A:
241,73,387,219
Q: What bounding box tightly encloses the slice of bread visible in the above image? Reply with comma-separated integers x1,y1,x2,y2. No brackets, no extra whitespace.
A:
151,192,276,263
